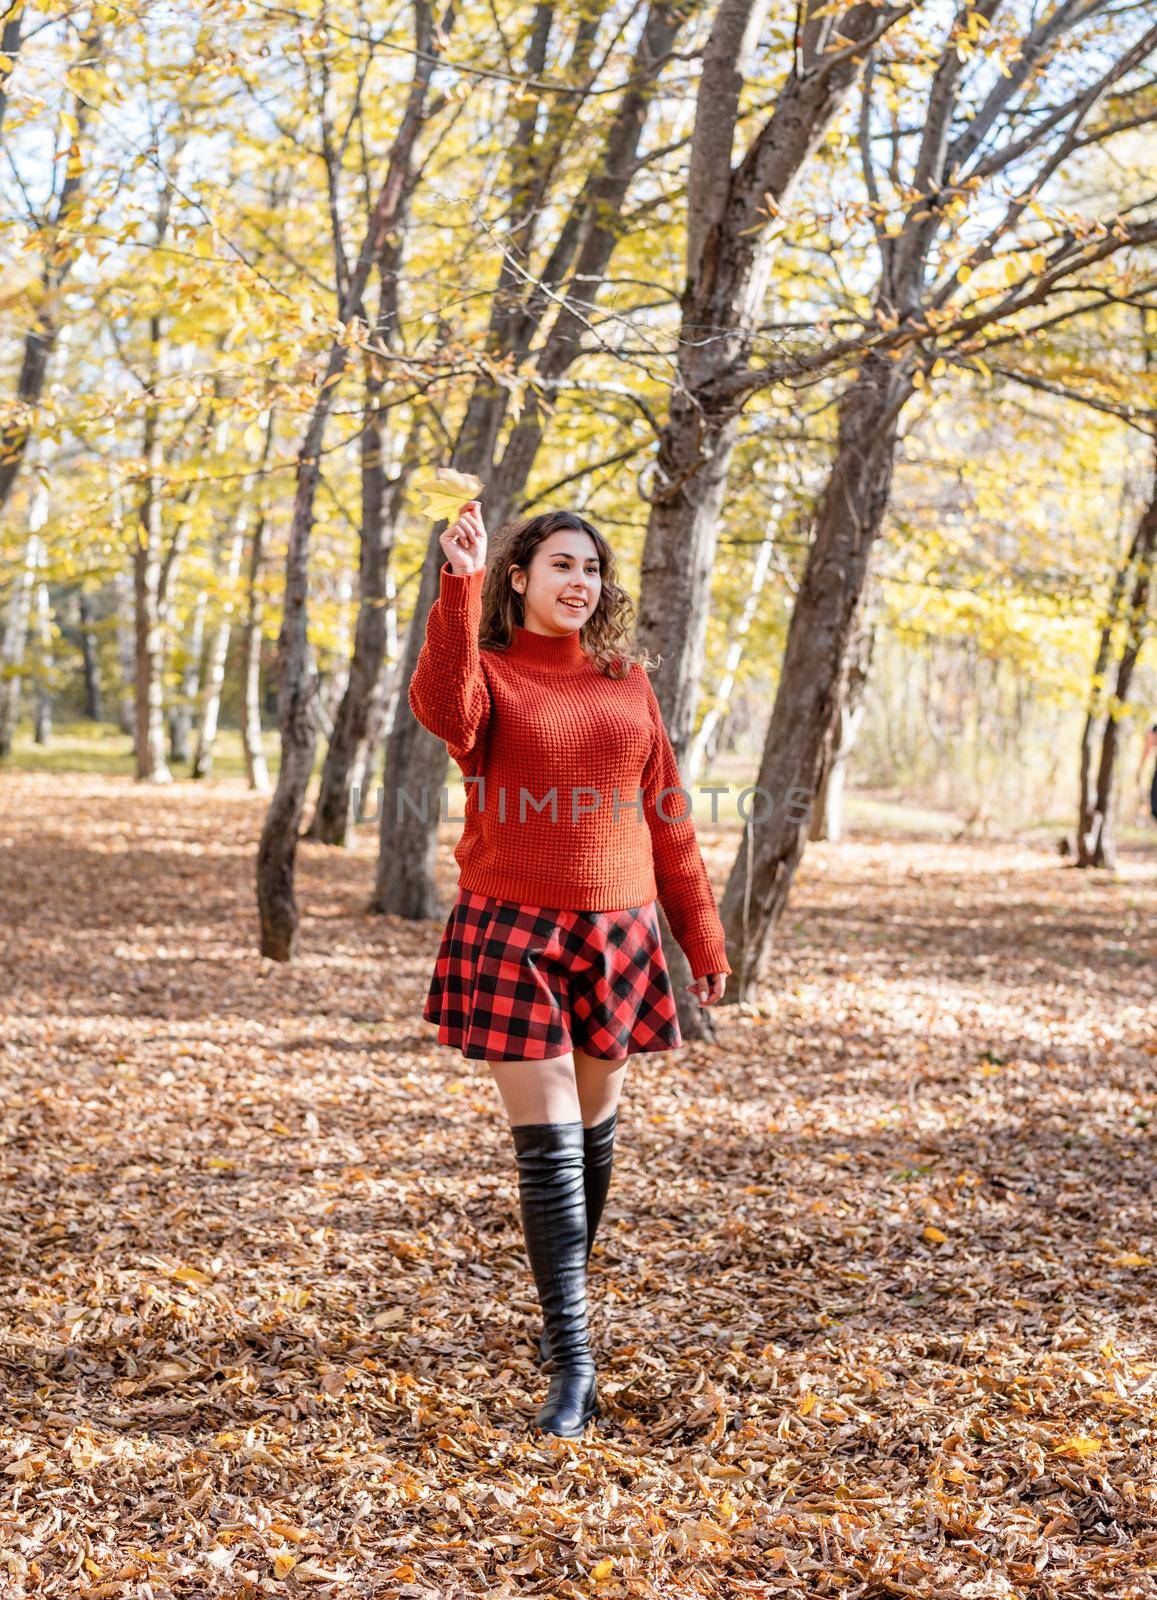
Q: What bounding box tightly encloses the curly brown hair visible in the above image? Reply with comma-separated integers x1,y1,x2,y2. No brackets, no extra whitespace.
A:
478,510,660,680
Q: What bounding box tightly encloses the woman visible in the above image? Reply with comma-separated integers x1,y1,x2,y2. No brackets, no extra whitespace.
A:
409,501,729,1440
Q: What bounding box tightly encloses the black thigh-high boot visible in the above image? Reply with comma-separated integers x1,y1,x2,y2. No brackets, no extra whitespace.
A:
538,1108,618,1364
511,1119,599,1437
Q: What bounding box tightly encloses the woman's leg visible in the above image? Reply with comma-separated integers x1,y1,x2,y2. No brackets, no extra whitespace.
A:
571,1048,624,1267
486,1051,581,1126
508,1043,630,1369
485,1047,628,1128
572,1046,629,1127
487,1050,598,1436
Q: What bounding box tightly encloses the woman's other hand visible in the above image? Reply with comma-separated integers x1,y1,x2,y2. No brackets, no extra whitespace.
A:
440,501,488,576
687,973,726,1006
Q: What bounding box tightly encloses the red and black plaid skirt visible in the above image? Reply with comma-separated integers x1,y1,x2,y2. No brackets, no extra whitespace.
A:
423,887,684,1062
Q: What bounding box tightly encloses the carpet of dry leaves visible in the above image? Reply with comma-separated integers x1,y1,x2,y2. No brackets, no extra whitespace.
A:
1,773,1155,1600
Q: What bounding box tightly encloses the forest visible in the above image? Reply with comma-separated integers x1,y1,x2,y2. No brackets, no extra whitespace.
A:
1,0,1155,1595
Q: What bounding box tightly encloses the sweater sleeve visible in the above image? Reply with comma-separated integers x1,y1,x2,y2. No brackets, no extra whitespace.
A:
408,561,491,776
639,678,731,980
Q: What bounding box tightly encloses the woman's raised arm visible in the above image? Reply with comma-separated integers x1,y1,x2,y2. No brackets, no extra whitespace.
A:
408,502,492,774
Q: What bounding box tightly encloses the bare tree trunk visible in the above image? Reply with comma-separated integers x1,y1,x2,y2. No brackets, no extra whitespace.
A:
686,526,779,785
192,518,246,779
115,567,136,737
718,353,912,997
134,384,173,784
352,567,401,816
240,499,271,793
372,547,448,916
0,531,41,757
77,590,103,720
626,0,894,1040
31,575,54,745
309,411,410,843
236,415,276,792
635,0,892,767
169,590,206,766
811,592,877,842
257,0,440,958
309,177,415,845
1077,441,1157,868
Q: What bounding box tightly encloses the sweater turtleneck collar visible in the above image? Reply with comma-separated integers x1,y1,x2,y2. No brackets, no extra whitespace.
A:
503,622,588,672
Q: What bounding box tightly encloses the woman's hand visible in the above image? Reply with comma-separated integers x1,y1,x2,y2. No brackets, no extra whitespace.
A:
687,973,726,1006
440,501,488,577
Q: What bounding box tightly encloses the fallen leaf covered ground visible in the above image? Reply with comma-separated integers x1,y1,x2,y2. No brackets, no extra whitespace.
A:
1,773,1154,1599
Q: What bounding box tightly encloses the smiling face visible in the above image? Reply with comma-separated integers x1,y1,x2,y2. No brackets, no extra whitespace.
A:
509,528,603,637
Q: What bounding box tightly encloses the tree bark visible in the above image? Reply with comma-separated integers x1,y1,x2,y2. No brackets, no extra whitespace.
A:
811,590,877,842
686,519,779,785
1077,440,1157,869
234,413,276,792
0,531,41,757
309,419,411,842
77,590,103,720
627,0,898,1040
636,0,894,767
31,574,54,745
192,519,246,779
134,380,172,784
717,353,912,996
169,590,206,766
240,498,271,794
115,566,136,737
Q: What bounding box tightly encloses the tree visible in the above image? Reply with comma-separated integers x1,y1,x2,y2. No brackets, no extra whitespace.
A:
1078,432,1157,867
257,0,448,959
0,13,103,515
717,0,1157,995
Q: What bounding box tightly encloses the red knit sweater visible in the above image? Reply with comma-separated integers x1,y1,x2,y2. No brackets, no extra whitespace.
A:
408,561,731,980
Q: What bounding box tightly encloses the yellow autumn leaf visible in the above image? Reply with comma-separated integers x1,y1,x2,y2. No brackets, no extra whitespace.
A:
912,370,926,389
931,357,947,378
412,466,484,524
273,1552,297,1579
590,1558,615,1582
270,1523,311,1544
1054,1435,1102,1458
923,1224,948,1244
798,1390,818,1415
1030,250,1047,274
1112,1251,1150,1267
171,1265,212,1287
957,263,973,283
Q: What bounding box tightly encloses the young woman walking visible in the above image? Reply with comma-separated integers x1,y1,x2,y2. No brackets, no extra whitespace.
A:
410,500,729,1439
